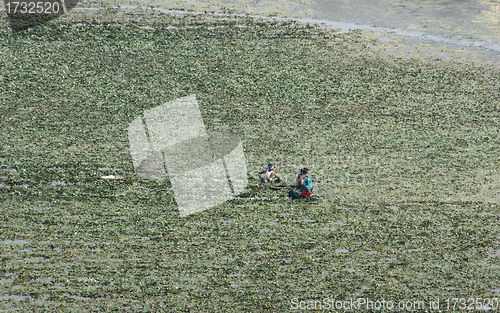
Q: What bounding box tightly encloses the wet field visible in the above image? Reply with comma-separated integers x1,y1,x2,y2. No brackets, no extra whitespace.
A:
77,0,500,66
1,3,500,311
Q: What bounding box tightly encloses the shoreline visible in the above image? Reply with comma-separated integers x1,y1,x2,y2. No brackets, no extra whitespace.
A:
3,2,497,69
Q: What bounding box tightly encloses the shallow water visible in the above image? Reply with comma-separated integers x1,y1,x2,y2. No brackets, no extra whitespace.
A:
331,221,346,225
311,0,499,44
0,295,31,301
0,240,28,244
262,0,500,66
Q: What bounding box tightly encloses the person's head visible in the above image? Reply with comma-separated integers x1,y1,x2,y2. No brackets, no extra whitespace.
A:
300,168,309,175
266,164,274,171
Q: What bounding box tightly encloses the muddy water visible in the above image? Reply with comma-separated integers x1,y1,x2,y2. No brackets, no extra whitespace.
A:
308,0,500,66
311,0,500,44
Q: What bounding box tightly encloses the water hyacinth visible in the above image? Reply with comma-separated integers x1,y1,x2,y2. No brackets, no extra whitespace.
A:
1,7,500,311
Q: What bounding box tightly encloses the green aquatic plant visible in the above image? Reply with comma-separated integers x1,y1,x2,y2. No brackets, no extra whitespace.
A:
0,8,499,311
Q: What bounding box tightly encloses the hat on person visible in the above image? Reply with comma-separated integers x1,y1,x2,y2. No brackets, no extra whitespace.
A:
266,164,274,170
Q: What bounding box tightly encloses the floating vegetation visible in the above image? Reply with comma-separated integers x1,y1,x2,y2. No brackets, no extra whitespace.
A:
0,7,499,311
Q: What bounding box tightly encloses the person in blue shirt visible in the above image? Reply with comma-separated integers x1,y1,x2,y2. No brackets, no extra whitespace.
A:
300,178,315,199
